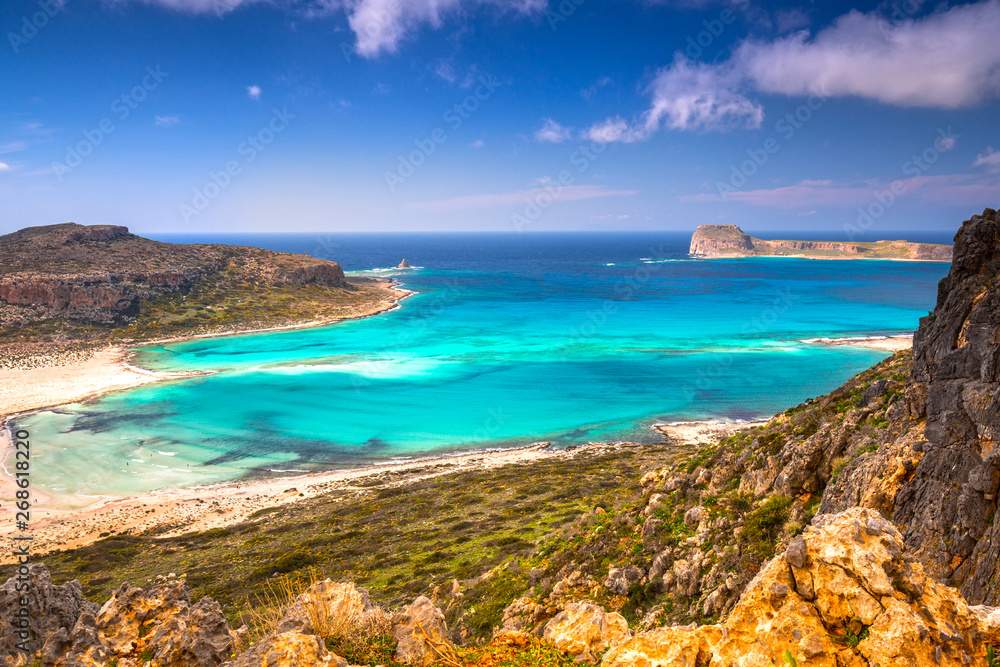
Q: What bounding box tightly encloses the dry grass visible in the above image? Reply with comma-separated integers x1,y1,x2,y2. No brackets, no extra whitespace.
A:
239,570,393,656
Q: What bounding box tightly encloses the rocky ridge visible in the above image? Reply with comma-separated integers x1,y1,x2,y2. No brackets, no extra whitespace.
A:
0,223,347,324
689,224,953,260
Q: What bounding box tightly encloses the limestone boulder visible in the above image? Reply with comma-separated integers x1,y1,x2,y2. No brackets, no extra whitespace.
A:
602,626,721,667
543,601,631,663
391,596,452,666
222,632,347,667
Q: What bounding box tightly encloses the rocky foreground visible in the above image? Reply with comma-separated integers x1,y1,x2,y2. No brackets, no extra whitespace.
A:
689,224,953,260
4,507,999,666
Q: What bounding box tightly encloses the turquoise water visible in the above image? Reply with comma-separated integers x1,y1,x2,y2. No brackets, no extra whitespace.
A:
16,233,950,499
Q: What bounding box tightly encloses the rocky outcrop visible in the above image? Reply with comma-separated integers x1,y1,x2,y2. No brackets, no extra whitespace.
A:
689,224,953,260
0,564,98,660
0,568,238,667
391,596,452,666
542,602,631,663
894,206,1000,603
688,225,755,256
601,508,1000,667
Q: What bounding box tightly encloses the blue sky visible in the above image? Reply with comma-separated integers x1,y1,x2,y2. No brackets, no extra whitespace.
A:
1,0,999,235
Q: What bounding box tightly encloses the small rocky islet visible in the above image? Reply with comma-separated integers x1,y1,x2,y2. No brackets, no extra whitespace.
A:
689,223,954,260
3,208,1000,666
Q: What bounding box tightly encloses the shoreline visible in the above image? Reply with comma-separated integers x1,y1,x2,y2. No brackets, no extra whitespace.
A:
0,280,412,423
0,281,412,506
0,420,763,561
799,334,913,352
690,254,950,263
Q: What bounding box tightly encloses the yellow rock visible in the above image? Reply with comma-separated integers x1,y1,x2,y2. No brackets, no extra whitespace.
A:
543,601,632,663
600,508,1000,667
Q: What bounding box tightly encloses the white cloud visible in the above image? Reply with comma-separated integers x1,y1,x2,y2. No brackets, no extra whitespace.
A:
471,139,485,148
591,0,1000,140
407,184,638,213
581,75,612,100
0,162,11,172
0,141,27,155
585,56,762,141
155,115,180,127
106,0,262,13
247,85,262,100
679,174,1000,208
434,59,457,83
345,0,545,58
736,2,1000,108
974,147,1000,171
534,118,572,143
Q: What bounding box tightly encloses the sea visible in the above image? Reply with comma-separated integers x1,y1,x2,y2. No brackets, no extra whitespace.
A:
15,231,953,500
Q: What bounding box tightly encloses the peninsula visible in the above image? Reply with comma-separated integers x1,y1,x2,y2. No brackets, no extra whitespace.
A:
689,224,953,260
0,223,407,424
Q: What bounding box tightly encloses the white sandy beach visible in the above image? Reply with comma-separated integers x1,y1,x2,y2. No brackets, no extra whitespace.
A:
800,334,913,352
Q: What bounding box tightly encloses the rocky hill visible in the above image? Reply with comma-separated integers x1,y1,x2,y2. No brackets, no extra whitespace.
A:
689,224,953,260
0,223,398,357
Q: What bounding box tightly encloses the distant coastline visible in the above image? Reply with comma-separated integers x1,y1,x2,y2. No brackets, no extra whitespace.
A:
689,224,953,261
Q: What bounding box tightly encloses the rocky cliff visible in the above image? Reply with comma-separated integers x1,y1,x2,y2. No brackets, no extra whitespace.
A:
0,223,347,324
894,207,1000,603
689,224,953,261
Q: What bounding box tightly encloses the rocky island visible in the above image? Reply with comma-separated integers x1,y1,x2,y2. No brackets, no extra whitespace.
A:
4,208,999,666
690,224,953,261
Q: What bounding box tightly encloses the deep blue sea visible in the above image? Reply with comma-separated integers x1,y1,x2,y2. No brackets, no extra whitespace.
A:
17,232,952,500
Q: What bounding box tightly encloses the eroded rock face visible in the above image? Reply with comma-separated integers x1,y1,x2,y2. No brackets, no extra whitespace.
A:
0,567,239,667
543,602,631,664
896,207,1000,604
601,508,1000,667
96,580,239,667
0,564,97,660
391,596,451,667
